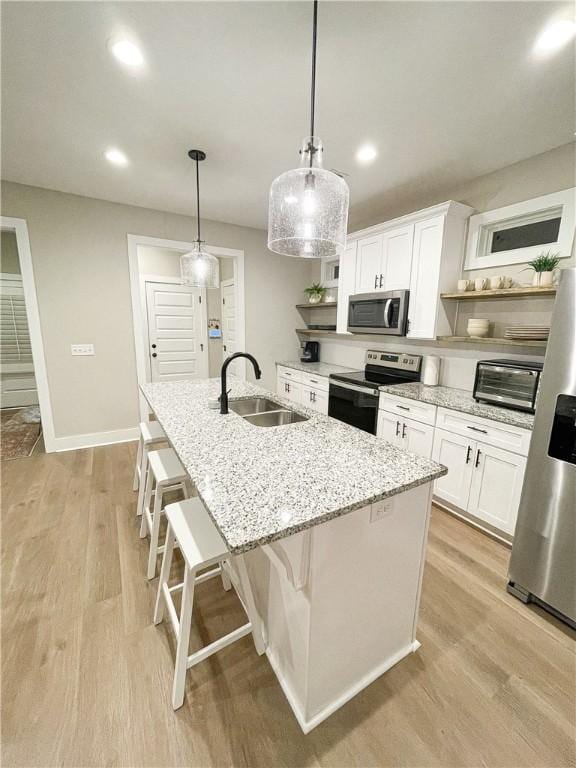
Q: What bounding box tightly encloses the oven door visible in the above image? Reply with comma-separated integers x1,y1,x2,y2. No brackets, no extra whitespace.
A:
328,381,380,434
347,291,409,335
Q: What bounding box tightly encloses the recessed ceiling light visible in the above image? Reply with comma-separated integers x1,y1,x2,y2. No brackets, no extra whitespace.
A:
105,148,129,167
356,144,378,165
534,19,576,54
111,39,144,67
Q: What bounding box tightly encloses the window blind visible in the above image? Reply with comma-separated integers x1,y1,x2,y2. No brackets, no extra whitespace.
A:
0,293,32,363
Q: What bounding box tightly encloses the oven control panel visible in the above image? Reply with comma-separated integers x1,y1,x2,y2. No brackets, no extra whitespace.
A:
365,350,422,371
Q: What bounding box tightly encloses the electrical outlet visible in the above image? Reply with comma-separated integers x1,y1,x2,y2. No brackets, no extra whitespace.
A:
370,499,393,523
71,344,94,356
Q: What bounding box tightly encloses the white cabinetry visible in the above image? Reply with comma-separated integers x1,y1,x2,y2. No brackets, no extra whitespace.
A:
276,367,329,415
377,406,435,459
338,201,473,340
382,225,414,290
432,425,527,536
355,235,383,293
336,241,358,334
467,442,526,535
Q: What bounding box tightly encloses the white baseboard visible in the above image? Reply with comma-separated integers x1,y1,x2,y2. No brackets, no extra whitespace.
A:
266,640,420,735
50,426,139,453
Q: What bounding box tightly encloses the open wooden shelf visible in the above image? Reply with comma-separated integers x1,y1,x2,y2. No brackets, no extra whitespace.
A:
296,329,548,348
296,302,338,309
440,286,557,300
437,335,547,348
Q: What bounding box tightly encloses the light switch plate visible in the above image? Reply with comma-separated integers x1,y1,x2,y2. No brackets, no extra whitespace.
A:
71,344,94,356
370,499,394,523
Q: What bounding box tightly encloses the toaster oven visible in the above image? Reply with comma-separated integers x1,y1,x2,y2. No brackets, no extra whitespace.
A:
473,359,544,414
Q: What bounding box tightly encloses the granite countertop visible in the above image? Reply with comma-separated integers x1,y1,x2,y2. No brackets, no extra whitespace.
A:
276,360,357,377
141,378,446,554
379,382,534,430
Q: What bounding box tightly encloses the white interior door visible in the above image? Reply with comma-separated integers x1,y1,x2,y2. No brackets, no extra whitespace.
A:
221,278,241,375
145,281,207,383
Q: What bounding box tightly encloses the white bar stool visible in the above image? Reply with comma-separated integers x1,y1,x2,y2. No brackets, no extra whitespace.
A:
140,447,190,580
133,421,167,518
154,498,266,710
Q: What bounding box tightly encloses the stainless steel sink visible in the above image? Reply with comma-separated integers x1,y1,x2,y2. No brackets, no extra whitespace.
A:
242,410,308,428
229,397,283,416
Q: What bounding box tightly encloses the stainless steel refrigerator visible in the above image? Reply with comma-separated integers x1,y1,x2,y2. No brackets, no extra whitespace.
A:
507,268,576,628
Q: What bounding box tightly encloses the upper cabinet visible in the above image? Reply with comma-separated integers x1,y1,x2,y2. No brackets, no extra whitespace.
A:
355,225,414,293
338,201,474,339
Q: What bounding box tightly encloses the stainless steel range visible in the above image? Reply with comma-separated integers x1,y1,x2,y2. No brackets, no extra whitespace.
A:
328,350,422,434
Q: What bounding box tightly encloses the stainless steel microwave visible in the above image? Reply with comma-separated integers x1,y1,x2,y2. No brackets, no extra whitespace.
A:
347,290,410,335
473,359,544,413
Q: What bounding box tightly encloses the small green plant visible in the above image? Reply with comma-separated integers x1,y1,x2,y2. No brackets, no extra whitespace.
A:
526,252,561,273
303,282,327,298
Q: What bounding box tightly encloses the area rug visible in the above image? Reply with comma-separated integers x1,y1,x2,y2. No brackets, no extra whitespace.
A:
1,407,42,460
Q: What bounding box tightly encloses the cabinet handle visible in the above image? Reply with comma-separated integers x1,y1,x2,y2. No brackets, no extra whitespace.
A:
396,404,410,411
465,445,472,464
379,274,384,289
374,274,379,289
309,379,318,384
402,423,406,438
395,421,401,436
475,448,481,468
467,425,488,434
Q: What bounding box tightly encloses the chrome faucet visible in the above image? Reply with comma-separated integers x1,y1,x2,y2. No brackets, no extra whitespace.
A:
220,353,262,414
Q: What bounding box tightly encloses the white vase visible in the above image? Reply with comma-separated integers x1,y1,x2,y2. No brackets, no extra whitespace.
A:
532,273,541,287
308,294,322,304
539,271,553,286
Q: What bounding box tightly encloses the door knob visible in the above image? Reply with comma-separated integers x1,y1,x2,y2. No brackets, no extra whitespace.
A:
152,353,157,358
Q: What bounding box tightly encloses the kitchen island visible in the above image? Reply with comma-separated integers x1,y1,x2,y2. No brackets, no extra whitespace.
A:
141,377,446,733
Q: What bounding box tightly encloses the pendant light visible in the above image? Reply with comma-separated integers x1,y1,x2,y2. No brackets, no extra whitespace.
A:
268,0,349,259
180,149,220,289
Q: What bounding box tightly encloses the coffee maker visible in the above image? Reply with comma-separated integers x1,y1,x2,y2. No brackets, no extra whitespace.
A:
301,341,320,363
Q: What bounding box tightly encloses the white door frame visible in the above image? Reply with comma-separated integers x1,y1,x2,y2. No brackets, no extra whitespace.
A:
127,234,246,421
220,277,236,361
1,216,57,452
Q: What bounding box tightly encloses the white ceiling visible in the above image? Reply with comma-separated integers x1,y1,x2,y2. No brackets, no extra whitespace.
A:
2,1,574,231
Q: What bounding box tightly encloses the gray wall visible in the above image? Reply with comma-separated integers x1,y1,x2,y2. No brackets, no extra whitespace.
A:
1,181,309,439
1,231,21,274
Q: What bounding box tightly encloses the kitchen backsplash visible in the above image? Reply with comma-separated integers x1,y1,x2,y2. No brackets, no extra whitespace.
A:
312,336,545,392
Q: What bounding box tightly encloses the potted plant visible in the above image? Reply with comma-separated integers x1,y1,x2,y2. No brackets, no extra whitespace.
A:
304,282,327,304
526,252,561,287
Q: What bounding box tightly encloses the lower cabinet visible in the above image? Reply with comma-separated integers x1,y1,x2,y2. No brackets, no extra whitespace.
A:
377,411,434,459
432,427,527,535
276,372,328,415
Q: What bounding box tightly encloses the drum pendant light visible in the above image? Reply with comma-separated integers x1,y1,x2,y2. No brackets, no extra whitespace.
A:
268,0,349,259
180,150,220,289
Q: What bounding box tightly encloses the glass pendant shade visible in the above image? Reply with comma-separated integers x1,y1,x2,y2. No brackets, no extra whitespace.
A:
180,242,220,289
268,137,349,259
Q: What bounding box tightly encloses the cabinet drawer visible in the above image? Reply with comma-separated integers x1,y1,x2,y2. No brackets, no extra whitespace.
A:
379,393,437,426
276,366,303,383
436,407,531,456
300,372,329,391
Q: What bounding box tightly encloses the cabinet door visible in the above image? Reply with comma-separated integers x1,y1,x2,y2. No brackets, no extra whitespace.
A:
382,225,414,290
407,216,444,339
336,241,358,333
355,235,383,293
313,387,329,415
279,377,302,404
401,416,434,459
432,428,475,509
377,410,402,446
467,443,527,535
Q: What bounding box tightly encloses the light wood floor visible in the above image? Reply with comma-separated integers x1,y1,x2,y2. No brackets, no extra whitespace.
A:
1,442,575,768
